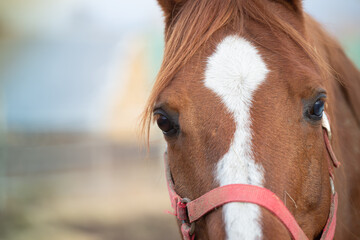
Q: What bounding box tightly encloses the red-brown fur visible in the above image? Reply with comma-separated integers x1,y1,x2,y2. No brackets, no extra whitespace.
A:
142,0,360,239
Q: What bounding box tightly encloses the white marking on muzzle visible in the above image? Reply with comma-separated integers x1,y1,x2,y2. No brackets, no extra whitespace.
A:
204,35,269,239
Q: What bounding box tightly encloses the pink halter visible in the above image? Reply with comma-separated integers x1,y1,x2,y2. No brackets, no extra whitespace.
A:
165,122,340,239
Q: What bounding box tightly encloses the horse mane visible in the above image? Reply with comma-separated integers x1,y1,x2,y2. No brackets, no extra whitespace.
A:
140,0,332,143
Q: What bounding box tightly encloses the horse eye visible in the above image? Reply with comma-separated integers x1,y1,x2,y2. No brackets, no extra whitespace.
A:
310,99,325,119
157,115,172,132
153,108,179,136
155,114,178,136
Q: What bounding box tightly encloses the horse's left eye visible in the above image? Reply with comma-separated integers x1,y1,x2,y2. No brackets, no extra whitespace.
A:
310,99,325,119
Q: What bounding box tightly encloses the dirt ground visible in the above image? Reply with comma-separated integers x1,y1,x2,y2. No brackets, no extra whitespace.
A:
0,133,179,240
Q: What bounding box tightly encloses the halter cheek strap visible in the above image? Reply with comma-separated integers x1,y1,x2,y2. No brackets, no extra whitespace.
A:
165,112,339,240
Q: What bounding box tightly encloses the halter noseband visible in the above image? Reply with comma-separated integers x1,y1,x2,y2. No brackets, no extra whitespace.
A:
164,113,340,240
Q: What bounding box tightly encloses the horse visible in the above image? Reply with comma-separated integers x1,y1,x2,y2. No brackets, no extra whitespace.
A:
141,0,360,239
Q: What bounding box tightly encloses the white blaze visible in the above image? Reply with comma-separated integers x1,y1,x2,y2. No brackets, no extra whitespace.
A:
204,35,269,239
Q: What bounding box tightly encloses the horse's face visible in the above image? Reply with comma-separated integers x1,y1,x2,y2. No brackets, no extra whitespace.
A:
149,0,333,239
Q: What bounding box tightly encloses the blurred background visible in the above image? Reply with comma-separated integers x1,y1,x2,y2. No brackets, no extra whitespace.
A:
0,0,359,239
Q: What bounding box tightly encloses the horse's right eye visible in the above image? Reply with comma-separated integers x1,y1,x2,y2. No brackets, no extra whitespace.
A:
157,115,173,133
154,110,179,136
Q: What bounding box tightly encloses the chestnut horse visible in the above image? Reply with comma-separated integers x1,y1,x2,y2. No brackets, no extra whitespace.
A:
141,0,360,239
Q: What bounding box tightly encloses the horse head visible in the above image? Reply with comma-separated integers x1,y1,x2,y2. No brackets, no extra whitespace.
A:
141,0,360,239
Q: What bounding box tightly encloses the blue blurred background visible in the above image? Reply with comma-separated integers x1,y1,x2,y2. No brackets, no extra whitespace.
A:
0,0,359,239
